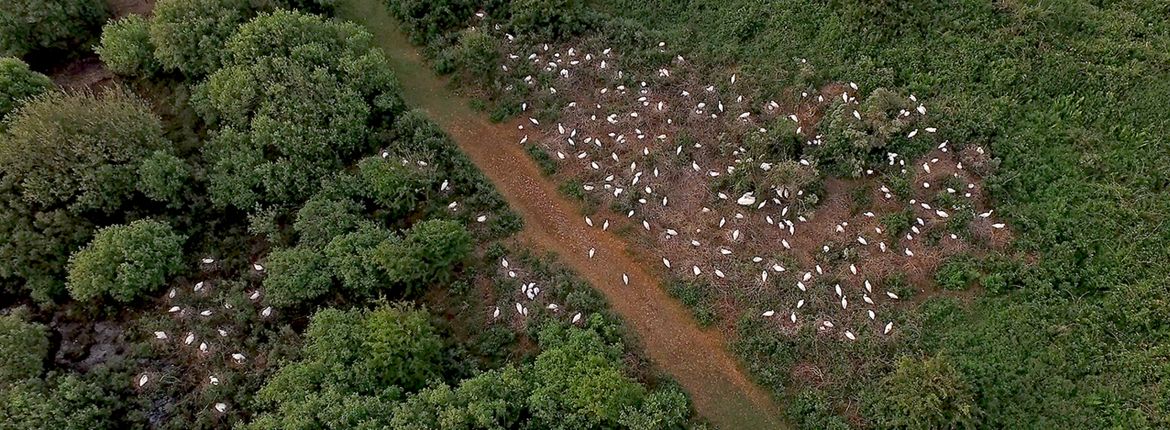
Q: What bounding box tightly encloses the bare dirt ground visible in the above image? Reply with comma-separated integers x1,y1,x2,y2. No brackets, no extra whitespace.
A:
340,1,788,428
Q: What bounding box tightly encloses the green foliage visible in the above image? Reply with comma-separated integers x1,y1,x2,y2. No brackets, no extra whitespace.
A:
0,177,93,303
376,219,472,292
451,28,501,85
324,222,395,296
935,257,981,291
666,278,717,327
293,196,364,248
0,58,52,121
789,390,849,430
0,87,169,212
389,366,529,429
136,150,190,207
0,0,107,58
249,305,443,428
384,0,477,46
197,10,405,208
357,156,428,216
150,0,250,77
261,245,333,308
527,322,646,428
0,374,117,429
870,354,981,429
509,0,595,41
96,15,157,77
66,219,186,303
814,88,916,176
0,312,48,384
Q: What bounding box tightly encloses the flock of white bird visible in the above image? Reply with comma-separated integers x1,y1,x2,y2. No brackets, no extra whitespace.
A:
494,31,1007,342
493,256,585,325
136,258,271,414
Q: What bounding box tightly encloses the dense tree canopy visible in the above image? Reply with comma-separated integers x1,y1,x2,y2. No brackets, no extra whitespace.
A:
0,58,53,121
196,10,405,208
376,219,472,292
66,219,186,303
870,354,981,429
0,88,169,212
149,0,251,77
0,312,48,384
261,245,334,308
0,0,106,58
0,374,117,430
96,15,157,77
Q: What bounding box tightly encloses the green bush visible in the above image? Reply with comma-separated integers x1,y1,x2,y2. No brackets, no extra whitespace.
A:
66,219,186,303
150,0,251,76
135,150,189,207
293,196,364,248
357,156,427,216
0,87,169,212
96,15,157,77
197,10,405,208
0,58,52,121
0,312,48,384
0,0,107,58
509,0,594,41
324,222,395,296
376,219,472,293
261,245,333,308
384,0,477,46
248,304,443,428
870,354,981,429
0,374,117,429
936,257,981,291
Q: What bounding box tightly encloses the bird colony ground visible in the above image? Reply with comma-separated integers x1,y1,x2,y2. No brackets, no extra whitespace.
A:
504,37,1011,342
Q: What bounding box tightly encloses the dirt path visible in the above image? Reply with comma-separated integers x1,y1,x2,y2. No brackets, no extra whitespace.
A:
338,1,786,428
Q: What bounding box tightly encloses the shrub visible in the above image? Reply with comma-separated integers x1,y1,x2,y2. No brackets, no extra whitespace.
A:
150,0,250,77
509,0,594,41
261,245,332,308
357,156,427,216
0,312,48,384
66,219,186,303
452,28,501,85
293,196,364,248
384,0,477,46
0,87,169,212
0,0,107,58
376,219,472,292
324,222,395,296
96,15,157,77
0,58,52,121
197,10,405,208
135,150,189,207
936,258,981,291
870,354,981,429
0,374,117,429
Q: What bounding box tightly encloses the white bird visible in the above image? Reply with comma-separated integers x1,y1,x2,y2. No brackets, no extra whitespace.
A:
662,258,672,268
154,331,167,340
845,331,856,340
585,216,593,227
588,248,595,258
884,322,894,334
622,274,629,285
214,403,228,413
692,266,702,276
762,310,775,317
253,263,264,272
194,281,204,292
184,333,195,345
261,307,273,318
501,258,510,268
201,258,215,264
138,374,149,387
232,353,246,362
886,291,899,300
868,310,876,320
841,297,848,309
492,307,500,319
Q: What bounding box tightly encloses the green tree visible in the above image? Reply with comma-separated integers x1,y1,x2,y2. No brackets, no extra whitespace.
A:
66,219,186,303
0,177,93,303
527,323,646,428
509,0,594,41
0,87,169,212
376,219,472,292
0,311,48,384
261,245,332,308
136,150,190,207
357,156,427,216
0,58,52,121
0,374,116,429
293,196,364,248
197,10,405,208
0,0,107,58
384,0,477,46
149,0,250,77
324,222,395,295
390,366,530,429
871,354,981,429
95,15,157,77
248,305,443,428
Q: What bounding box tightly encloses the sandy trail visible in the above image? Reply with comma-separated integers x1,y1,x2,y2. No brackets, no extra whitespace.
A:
338,1,786,428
